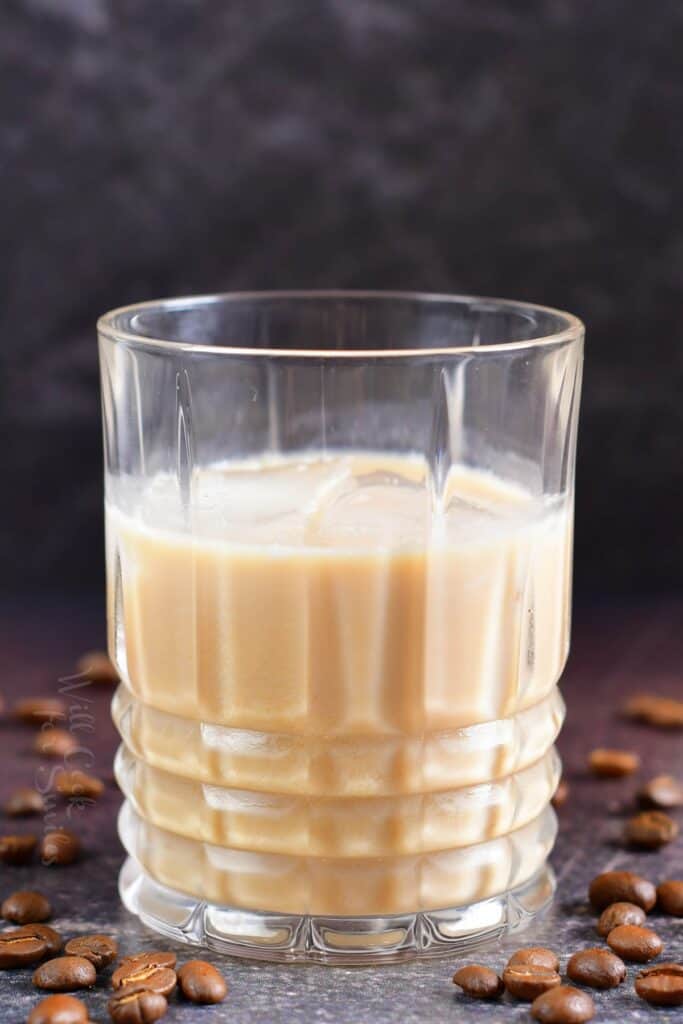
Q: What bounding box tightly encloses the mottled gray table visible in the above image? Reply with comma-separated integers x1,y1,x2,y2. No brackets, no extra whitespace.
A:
1,597,682,1022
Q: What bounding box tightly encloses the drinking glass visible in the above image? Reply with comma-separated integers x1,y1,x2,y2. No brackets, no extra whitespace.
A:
99,292,583,963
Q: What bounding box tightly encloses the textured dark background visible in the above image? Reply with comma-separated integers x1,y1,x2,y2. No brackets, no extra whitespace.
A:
1,0,682,597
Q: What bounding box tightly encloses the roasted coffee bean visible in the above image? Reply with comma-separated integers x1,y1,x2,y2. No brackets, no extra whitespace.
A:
531,985,595,1023
177,960,228,1004
623,693,683,728
625,810,678,848
15,924,63,956
4,787,45,817
2,890,51,924
77,650,119,685
55,771,104,801
0,833,37,865
33,956,96,991
551,779,569,809
34,729,78,758
657,879,683,916
635,963,683,1007
64,934,118,969
588,870,656,911
596,901,646,937
40,830,80,866
638,774,683,809
108,986,168,1024
588,748,639,777
607,923,663,962
112,952,177,996
503,964,561,1001
28,993,88,1024
15,698,66,726
0,930,47,968
566,948,626,989
506,947,560,972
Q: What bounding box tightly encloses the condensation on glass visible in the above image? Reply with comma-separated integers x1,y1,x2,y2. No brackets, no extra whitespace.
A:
99,292,583,963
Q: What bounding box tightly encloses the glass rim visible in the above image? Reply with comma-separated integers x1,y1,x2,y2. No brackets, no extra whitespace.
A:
98,290,584,359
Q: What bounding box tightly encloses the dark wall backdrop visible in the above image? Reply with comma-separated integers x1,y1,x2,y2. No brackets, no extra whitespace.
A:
1,0,682,597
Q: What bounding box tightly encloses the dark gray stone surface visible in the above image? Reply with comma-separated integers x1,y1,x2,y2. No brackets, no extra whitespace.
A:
1,0,682,596
0,596,682,1021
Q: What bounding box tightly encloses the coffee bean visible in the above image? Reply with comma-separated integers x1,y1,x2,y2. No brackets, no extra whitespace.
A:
638,774,683,809
2,890,51,924
40,830,80,866
531,985,595,1023
625,810,678,848
108,986,168,1024
0,930,47,969
33,956,96,991
588,870,656,911
596,901,646,937
14,698,67,726
177,960,228,1004
657,880,683,916
77,650,119,685
4,787,45,817
28,993,88,1024
0,833,37,865
64,934,118,969
635,963,683,1007
503,965,562,1001
623,693,683,728
15,924,63,956
588,748,639,777
506,947,560,972
55,771,104,801
607,924,663,962
566,948,626,989
35,729,78,758
112,952,177,996
551,780,569,809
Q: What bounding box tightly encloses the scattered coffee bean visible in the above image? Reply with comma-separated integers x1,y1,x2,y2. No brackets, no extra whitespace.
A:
0,833,37,865
531,985,595,1023
14,698,67,726
625,810,678,848
452,964,503,1000
566,948,626,989
635,963,683,1007
15,924,63,956
55,771,104,801
40,830,80,866
2,890,51,924
64,934,118,969
0,930,47,969
108,986,168,1024
506,947,560,972
33,956,96,991
607,923,663,962
623,693,683,727
657,879,683,916
588,870,656,911
77,650,119,685
596,901,646,937
4,787,45,817
503,964,562,1001
551,780,569,809
34,729,78,758
177,960,229,1004
28,993,88,1024
588,748,639,777
638,774,683,809
112,951,177,996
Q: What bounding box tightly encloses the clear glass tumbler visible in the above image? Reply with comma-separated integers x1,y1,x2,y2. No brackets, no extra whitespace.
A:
99,292,583,963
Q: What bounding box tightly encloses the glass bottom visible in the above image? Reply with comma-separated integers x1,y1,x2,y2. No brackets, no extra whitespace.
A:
119,856,556,965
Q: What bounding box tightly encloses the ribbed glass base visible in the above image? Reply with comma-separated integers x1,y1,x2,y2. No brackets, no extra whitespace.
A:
119,856,555,965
